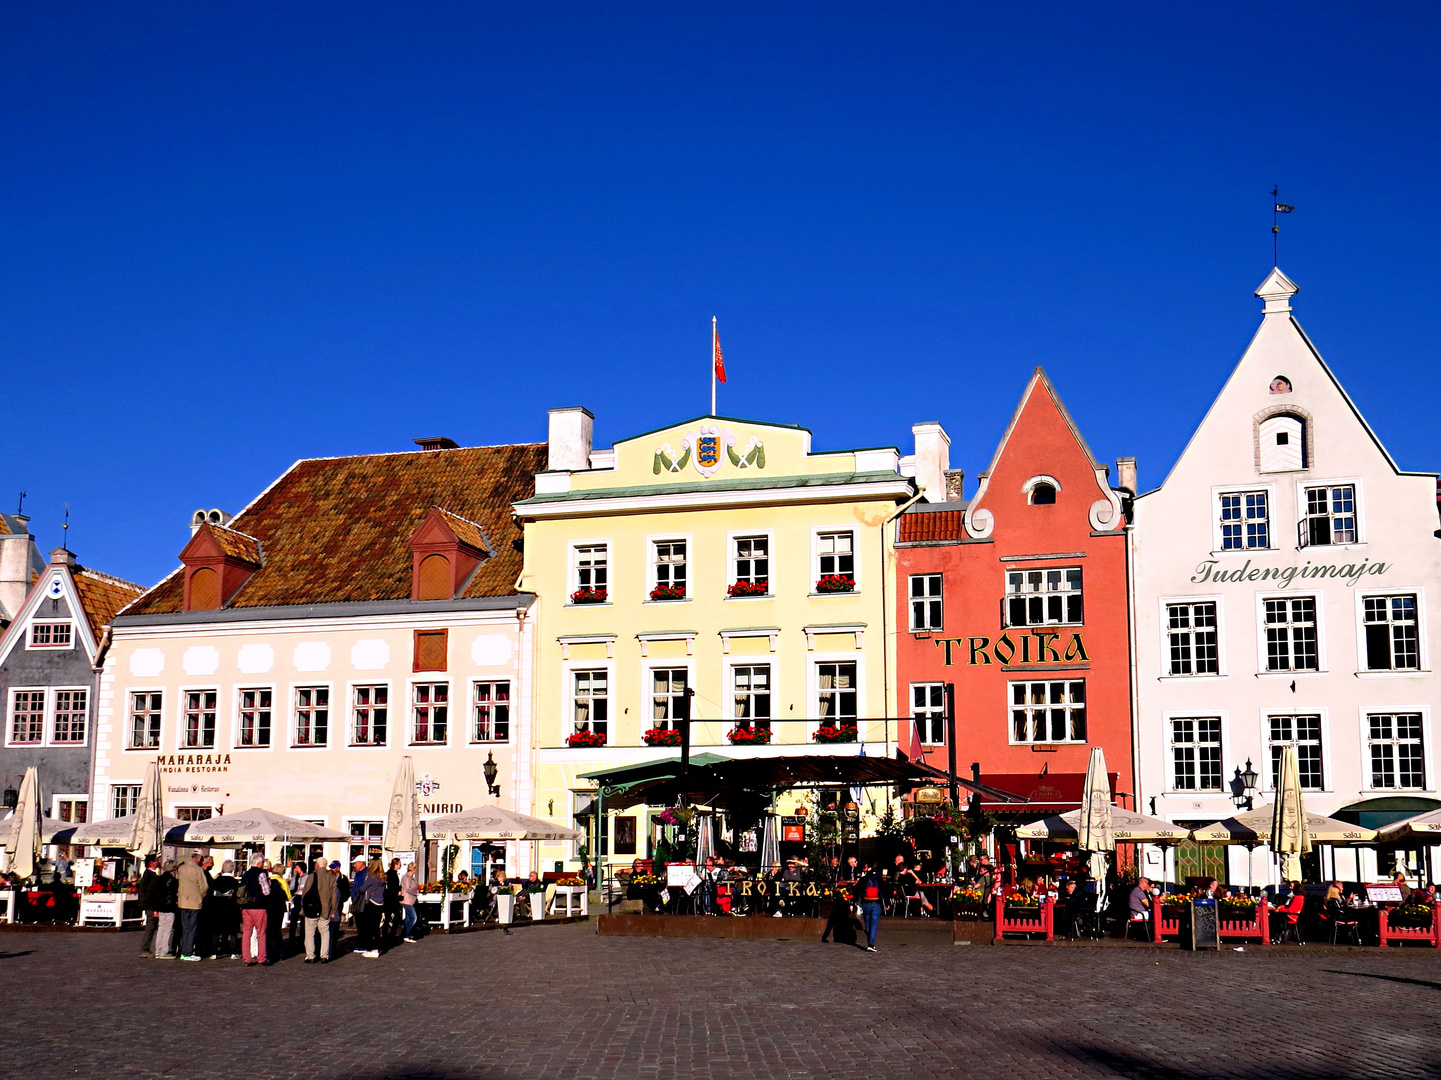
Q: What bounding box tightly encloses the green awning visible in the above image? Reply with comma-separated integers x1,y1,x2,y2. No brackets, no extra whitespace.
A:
1333,795,1441,832
579,753,733,799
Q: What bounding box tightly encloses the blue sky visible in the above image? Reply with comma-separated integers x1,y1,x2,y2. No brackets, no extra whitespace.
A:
3,3,1439,586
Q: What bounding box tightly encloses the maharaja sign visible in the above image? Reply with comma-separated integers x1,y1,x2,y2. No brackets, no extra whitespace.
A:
933,632,1089,666
158,753,231,774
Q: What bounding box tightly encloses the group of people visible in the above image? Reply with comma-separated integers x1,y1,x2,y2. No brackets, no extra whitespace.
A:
136,852,423,964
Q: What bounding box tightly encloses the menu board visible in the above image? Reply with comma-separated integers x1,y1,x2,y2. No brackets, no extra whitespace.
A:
666,863,699,893
1365,884,1405,903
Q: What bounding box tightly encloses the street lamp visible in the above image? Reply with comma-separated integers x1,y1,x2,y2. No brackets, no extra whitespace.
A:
1229,758,1259,811
483,752,501,798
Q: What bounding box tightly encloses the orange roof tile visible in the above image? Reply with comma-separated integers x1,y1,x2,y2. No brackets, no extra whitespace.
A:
73,568,146,639
124,442,545,615
434,508,492,553
205,525,263,564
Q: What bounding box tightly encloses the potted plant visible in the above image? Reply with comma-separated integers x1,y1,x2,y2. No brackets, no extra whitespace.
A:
727,725,773,745
727,580,768,598
815,574,855,593
570,586,607,604
566,729,608,748
649,583,686,602
642,727,682,747
813,722,858,744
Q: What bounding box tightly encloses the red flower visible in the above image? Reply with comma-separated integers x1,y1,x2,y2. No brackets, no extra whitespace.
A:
570,587,607,604
566,729,608,748
815,574,855,593
642,727,682,747
649,584,687,602
727,580,769,598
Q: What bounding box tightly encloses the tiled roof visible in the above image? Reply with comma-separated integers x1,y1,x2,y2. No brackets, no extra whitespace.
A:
73,568,146,639
206,525,263,564
124,442,545,615
898,509,967,543
434,508,492,553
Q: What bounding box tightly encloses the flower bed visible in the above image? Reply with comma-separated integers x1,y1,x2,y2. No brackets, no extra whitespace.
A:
642,727,682,747
727,580,768,598
566,729,608,748
417,882,448,895
649,584,687,602
813,723,858,744
570,586,607,604
727,725,773,745
815,574,855,593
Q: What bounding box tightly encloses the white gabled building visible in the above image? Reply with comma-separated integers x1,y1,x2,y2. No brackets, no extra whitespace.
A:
1133,269,1441,888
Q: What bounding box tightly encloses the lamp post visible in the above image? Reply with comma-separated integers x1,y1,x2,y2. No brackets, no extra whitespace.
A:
483,752,500,798
1229,758,1258,812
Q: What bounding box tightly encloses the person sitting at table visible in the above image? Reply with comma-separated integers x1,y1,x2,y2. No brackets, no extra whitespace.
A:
895,862,933,916
1056,879,1083,938
1391,871,1412,901
843,855,860,882
698,857,722,915
1127,877,1153,927
1269,881,1306,943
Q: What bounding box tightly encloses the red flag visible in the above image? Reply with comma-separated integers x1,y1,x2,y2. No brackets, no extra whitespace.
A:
906,717,926,764
713,321,727,384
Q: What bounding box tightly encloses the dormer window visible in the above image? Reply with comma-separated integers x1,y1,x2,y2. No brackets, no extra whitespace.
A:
180,523,262,611
1030,483,1056,505
408,507,492,602
1259,414,1306,472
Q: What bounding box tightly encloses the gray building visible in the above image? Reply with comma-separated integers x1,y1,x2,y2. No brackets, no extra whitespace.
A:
0,547,143,822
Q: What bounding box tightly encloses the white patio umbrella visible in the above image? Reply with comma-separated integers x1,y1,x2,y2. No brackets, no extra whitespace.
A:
421,806,582,842
1272,746,1312,882
1377,807,1441,842
164,809,350,845
1017,806,1191,843
1077,747,1115,888
1192,806,1375,844
128,758,165,857
4,768,44,879
385,756,421,857
760,814,780,869
47,816,185,848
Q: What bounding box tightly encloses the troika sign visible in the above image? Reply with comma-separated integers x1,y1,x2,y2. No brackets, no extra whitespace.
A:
1190,557,1391,589
933,632,1089,666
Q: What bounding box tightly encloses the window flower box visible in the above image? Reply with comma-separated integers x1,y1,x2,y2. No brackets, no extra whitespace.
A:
813,723,858,744
642,727,682,747
727,725,773,745
816,574,855,593
566,729,608,748
570,587,607,605
727,581,769,598
649,584,687,602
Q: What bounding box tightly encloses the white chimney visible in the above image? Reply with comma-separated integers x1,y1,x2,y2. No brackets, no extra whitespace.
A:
911,422,951,503
547,407,594,472
0,517,34,623
1116,457,1137,494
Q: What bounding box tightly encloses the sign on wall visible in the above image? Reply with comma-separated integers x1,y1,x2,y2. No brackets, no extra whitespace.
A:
932,632,1089,666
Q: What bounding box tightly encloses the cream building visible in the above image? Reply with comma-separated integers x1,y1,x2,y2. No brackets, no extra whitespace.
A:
93,440,545,876
1133,270,1441,887
513,408,943,875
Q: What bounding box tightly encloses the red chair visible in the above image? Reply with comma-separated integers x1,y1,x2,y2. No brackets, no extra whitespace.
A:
1270,893,1305,944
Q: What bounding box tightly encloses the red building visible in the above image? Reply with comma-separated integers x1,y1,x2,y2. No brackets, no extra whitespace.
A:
896,369,1135,828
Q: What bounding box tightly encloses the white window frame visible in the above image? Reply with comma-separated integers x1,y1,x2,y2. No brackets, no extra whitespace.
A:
471,680,511,743
910,682,946,745
349,680,391,747
728,529,773,596
808,655,861,738
565,661,613,739
811,528,859,593
290,682,333,748
909,574,943,632
49,685,90,747
111,783,143,820
408,678,451,746
569,538,611,603
178,686,220,751
52,794,89,824
1255,593,1326,677
726,661,775,732
1355,588,1428,676
26,621,75,650
125,688,165,750
1361,709,1429,793
1007,678,1088,746
643,661,692,732
1263,709,1331,793
646,532,692,602
1167,716,1225,793
346,819,386,864
1003,567,1083,628
1158,594,1226,678
1211,485,1276,554
234,686,274,750
6,687,47,747
1296,476,1364,548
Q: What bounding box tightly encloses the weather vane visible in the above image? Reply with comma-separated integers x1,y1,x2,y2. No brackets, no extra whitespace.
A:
1272,186,1295,266
16,492,25,515
62,503,69,546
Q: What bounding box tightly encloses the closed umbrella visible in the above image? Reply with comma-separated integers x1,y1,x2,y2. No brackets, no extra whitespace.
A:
760,815,780,870
1271,746,1312,882
421,806,582,842
165,809,350,845
128,758,165,857
385,756,421,857
1076,747,1115,887
4,768,43,879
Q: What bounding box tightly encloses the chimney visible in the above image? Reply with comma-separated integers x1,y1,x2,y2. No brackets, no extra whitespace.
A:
548,407,594,472
1115,457,1137,495
910,422,951,503
190,509,233,537
0,518,33,623
49,547,76,568
414,437,459,452
944,470,965,502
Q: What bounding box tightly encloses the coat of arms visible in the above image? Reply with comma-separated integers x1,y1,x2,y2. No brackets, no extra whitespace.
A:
696,434,721,468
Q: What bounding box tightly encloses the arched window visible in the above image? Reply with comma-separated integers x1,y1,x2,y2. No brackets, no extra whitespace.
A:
1030,483,1056,505
1259,414,1306,472
417,554,453,600
188,567,220,611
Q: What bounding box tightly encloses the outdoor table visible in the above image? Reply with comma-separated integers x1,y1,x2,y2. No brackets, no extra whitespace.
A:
77,892,142,928
549,884,587,917
415,893,471,929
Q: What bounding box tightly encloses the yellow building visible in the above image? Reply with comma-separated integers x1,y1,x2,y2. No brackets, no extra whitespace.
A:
514,408,948,874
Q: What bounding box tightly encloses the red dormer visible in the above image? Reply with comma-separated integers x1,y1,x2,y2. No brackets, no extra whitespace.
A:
409,507,493,601
180,524,263,611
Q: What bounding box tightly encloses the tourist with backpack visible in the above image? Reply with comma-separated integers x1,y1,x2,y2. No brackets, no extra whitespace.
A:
856,863,885,953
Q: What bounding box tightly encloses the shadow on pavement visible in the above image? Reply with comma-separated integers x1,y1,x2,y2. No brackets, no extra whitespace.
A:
1073,1044,1381,1080
1322,969,1441,991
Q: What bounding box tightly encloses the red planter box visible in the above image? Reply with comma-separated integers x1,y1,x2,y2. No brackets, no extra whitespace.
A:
994,895,1053,941
1378,905,1439,948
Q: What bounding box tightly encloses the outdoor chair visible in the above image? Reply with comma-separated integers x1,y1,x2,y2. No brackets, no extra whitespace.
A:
896,888,928,918
1319,907,1360,945
1270,896,1305,944
1124,912,1151,941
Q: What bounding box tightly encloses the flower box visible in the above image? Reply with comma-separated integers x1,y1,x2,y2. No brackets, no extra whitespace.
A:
566,729,608,748
642,727,682,747
727,580,769,598
727,725,773,745
815,575,855,593
1380,904,1439,947
570,587,607,604
649,584,687,602
813,723,858,744
995,894,1053,940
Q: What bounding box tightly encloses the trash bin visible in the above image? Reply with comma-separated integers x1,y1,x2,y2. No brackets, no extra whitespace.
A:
1186,896,1218,950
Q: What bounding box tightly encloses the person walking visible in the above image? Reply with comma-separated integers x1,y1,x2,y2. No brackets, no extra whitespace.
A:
153,860,180,959
299,856,338,963
329,861,350,959
136,855,162,957
352,857,387,957
176,852,209,961
399,861,420,942
210,860,241,959
856,862,885,953
238,855,272,966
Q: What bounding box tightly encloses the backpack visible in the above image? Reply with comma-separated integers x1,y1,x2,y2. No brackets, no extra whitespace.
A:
301,877,323,918
235,880,251,908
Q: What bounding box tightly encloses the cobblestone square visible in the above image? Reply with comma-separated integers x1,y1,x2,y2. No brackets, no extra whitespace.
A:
2,923,1438,1080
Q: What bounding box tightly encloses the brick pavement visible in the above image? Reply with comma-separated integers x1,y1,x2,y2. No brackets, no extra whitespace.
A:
1,922,1438,1080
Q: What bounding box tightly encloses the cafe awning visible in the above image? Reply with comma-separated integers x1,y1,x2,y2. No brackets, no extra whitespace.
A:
976,770,1117,814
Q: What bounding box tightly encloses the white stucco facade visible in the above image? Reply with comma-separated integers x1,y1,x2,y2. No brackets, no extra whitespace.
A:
1133,269,1441,886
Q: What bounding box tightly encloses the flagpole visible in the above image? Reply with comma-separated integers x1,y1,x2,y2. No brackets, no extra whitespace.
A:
710,316,717,416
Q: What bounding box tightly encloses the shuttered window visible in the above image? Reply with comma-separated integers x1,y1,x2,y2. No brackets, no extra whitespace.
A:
413,629,448,672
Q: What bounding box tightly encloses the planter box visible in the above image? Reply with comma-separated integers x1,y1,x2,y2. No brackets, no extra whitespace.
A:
77,894,142,928
1379,905,1439,948
994,896,1052,941
1157,898,1269,943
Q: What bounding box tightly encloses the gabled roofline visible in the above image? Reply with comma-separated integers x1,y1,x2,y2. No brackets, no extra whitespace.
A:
613,414,808,447
0,562,100,668
977,368,1105,482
